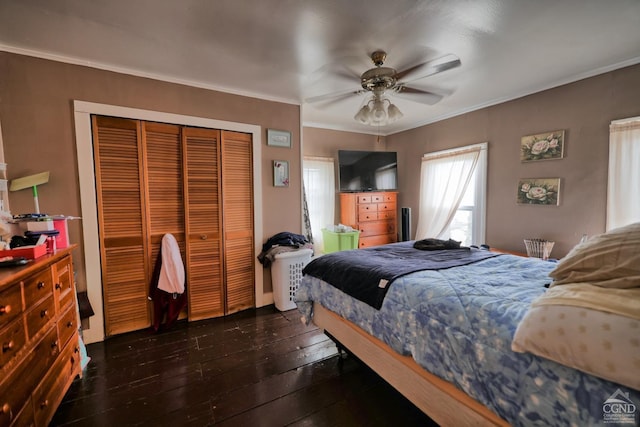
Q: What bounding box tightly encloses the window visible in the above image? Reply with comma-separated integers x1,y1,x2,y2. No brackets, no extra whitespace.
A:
607,117,640,230
303,157,335,253
416,143,487,246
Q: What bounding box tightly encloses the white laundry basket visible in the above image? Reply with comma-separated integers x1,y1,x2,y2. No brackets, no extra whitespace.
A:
271,248,313,311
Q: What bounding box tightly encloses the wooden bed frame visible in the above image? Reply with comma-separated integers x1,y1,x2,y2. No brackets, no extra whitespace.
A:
313,302,509,426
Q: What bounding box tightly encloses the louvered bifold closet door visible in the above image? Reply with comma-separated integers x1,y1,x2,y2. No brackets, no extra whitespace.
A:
92,116,150,336
221,131,255,313
142,122,186,279
183,127,224,320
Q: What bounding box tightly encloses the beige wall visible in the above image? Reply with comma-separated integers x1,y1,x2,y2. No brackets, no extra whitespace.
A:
0,52,302,298
387,63,640,257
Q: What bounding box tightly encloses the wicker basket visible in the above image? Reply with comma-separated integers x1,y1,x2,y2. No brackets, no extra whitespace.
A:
523,239,555,260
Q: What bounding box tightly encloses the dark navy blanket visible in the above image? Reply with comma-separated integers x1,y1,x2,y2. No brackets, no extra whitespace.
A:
302,241,501,309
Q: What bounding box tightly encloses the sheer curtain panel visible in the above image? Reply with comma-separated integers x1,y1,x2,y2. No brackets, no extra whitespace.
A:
303,157,335,253
607,117,640,230
415,145,481,240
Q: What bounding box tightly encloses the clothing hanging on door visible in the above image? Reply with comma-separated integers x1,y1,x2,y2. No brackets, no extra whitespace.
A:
148,234,187,332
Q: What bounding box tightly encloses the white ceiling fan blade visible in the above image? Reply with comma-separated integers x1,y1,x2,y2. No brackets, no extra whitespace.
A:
305,88,365,104
392,86,444,105
395,54,461,83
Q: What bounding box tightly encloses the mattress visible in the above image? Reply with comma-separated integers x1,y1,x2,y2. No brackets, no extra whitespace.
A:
295,253,640,426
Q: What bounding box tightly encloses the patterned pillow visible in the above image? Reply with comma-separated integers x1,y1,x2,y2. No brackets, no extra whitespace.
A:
512,303,640,390
548,222,640,289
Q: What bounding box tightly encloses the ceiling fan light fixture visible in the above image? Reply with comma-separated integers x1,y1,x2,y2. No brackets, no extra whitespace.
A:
370,98,388,124
387,102,403,123
354,104,372,124
353,95,402,127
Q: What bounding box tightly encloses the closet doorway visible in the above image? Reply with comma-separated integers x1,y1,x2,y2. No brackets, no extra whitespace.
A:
92,116,255,336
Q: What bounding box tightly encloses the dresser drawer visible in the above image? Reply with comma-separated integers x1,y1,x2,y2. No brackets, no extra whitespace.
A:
376,202,396,212
357,195,372,204
57,305,77,348
0,325,57,427
0,318,26,369
357,211,378,222
370,194,384,203
376,211,395,220
54,258,73,311
359,234,396,248
0,284,23,327
33,334,80,427
359,221,396,237
23,269,53,309
358,204,378,215
381,193,396,203
9,396,34,427
26,295,55,340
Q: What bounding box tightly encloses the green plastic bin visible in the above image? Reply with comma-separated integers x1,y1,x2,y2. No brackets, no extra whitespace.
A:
322,229,360,253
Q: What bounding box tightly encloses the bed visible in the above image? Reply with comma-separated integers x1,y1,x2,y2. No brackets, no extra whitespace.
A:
295,226,640,426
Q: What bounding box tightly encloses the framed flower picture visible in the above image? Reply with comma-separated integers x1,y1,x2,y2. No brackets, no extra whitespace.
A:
520,130,564,162
517,178,560,205
273,160,289,187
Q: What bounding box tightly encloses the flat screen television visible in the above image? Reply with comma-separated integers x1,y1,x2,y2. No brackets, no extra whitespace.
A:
338,150,398,192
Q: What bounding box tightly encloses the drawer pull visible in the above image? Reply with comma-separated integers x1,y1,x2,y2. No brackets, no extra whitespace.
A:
40,399,49,409
37,281,46,289
2,340,14,353
1,403,10,415
51,340,58,349
67,320,74,328
200,234,207,240
41,309,49,318
0,304,10,315
55,283,62,290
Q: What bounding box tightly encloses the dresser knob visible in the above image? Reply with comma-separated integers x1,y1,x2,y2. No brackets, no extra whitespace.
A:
40,399,49,409
40,309,49,318
2,340,14,353
0,305,10,315
1,403,10,415
200,234,207,240
37,281,46,289
51,340,58,350
67,320,74,328
55,283,62,290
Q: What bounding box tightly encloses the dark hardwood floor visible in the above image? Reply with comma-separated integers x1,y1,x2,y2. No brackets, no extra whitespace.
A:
51,306,437,426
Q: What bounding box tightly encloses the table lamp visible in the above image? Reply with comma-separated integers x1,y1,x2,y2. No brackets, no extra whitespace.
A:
9,171,50,214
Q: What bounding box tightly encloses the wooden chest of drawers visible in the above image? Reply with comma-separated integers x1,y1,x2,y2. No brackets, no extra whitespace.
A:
0,246,80,427
340,192,398,248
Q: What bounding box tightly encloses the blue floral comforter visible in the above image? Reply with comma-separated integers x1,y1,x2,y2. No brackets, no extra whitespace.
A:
295,253,640,426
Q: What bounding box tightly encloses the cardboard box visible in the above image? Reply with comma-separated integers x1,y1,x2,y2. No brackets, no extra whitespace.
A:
0,244,47,260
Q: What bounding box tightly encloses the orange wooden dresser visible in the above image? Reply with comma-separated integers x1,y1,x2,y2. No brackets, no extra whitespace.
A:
0,246,81,427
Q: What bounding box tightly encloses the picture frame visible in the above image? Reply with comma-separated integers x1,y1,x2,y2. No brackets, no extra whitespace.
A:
273,160,289,187
517,178,560,206
267,129,291,148
520,130,565,162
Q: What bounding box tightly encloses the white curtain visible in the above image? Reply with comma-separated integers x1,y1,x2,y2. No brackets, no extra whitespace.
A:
303,157,335,253
415,146,481,240
607,118,640,230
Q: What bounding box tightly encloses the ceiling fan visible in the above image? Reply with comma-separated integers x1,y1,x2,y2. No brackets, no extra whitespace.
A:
306,50,461,126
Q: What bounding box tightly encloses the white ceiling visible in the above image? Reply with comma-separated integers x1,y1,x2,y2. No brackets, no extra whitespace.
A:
1,0,640,135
